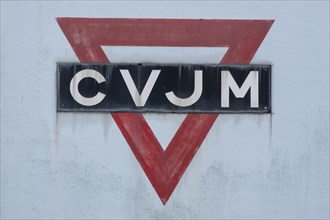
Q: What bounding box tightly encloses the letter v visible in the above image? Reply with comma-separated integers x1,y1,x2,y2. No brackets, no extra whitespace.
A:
120,69,161,107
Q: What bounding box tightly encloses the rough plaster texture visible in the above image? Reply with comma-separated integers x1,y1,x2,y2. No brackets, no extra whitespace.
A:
1,1,329,219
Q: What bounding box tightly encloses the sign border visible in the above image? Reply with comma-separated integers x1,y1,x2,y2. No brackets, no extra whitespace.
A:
56,62,272,114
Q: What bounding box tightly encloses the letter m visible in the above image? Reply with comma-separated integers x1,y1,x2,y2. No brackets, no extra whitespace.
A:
221,70,259,108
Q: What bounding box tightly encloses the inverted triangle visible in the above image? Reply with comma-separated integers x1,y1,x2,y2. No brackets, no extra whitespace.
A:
57,18,274,205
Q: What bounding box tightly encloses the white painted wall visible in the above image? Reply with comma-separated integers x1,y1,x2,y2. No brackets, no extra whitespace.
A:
1,1,329,219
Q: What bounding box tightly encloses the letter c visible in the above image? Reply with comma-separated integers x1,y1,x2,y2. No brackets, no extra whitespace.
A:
70,69,106,106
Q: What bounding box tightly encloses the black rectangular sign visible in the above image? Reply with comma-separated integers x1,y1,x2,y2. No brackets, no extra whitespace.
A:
57,63,271,113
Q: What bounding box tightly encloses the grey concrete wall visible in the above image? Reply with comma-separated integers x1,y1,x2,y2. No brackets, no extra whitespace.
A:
1,1,329,219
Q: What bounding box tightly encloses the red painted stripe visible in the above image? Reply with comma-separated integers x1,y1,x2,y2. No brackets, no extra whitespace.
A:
57,18,274,204
57,18,273,64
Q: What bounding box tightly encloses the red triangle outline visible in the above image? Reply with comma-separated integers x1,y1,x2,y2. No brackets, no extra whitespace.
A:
57,18,274,205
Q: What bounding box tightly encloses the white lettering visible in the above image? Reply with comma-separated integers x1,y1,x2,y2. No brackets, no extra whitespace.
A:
221,70,259,108
120,69,161,107
70,69,106,106
166,70,203,107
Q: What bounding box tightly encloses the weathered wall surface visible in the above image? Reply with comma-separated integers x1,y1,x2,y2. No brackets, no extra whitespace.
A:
1,1,329,219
